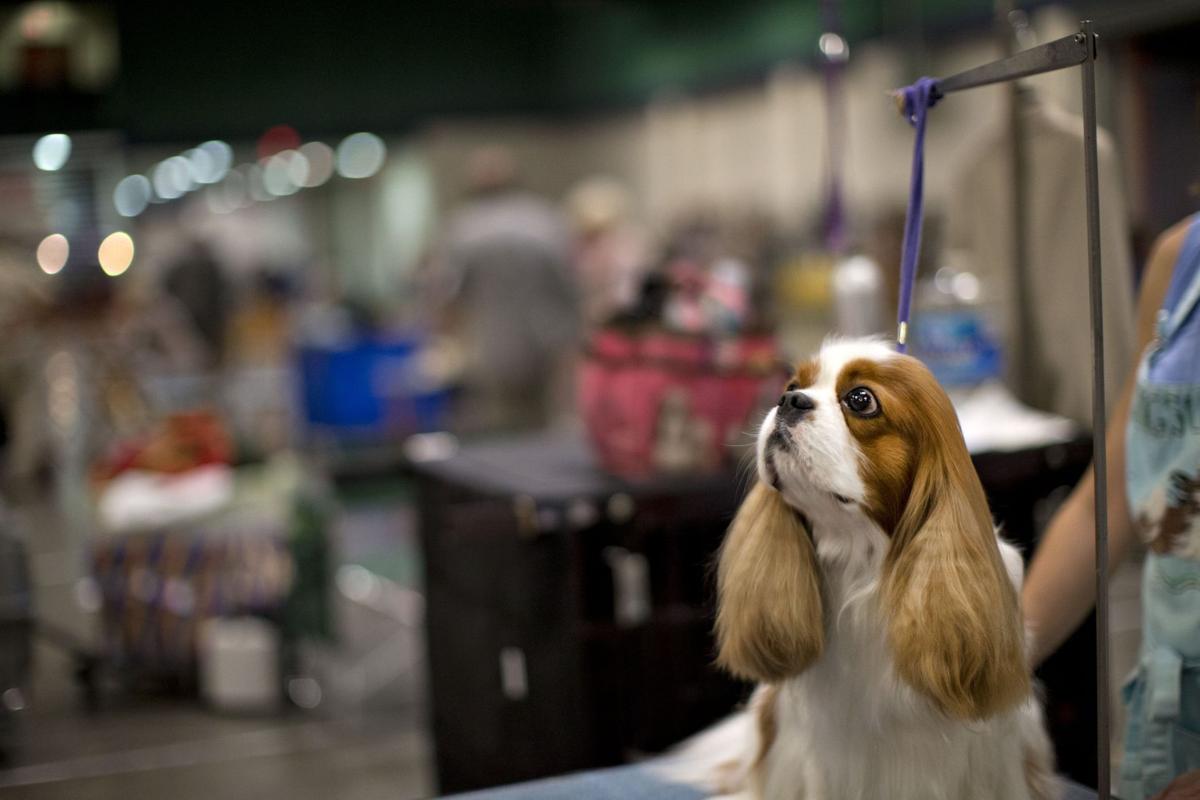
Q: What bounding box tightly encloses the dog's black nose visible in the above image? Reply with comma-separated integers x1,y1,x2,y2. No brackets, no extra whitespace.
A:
777,390,815,423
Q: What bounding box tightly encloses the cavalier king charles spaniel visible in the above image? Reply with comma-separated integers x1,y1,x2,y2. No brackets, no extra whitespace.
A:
667,338,1058,800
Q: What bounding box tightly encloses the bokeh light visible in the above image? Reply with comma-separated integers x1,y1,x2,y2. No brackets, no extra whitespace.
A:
190,140,233,184
36,233,69,275
2,687,25,713
20,3,58,40
33,133,72,171
263,151,301,196
98,231,135,277
113,175,152,217
185,147,215,184
336,132,387,179
167,155,196,193
285,150,310,188
287,677,322,710
298,142,334,187
46,349,78,433
952,271,981,302
819,32,849,62
152,157,191,200
200,140,233,174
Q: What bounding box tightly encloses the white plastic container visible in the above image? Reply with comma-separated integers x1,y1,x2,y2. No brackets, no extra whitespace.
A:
199,617,281,714
833,254,884,337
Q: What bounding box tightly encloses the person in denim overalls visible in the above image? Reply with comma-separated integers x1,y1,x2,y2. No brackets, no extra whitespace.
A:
1025,215,1200,799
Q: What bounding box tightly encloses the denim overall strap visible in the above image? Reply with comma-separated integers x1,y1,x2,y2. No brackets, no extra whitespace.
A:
1121,639,1200,798
1140,647,1185,793
1156,223,1200,347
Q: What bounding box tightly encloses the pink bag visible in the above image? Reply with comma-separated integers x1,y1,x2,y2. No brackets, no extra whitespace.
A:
579,329,779,477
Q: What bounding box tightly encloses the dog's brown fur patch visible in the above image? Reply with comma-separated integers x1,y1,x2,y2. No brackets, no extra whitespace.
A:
716,484,824,683
835,355,1029,719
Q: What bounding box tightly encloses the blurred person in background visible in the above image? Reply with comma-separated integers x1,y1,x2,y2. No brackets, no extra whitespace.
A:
725,208,787,332
224,267,300,456
0,239,54,494
566,175,647,328
226,268,295,368
431,145,580,434
163,238,230,369
110,253,208,383
1024,216,1200,799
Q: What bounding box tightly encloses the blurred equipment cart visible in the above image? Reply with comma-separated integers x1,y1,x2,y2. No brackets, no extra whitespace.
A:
87,458,333,691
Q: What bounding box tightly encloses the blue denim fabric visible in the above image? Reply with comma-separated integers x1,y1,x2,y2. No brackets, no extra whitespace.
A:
1120,217,1200,800
1119,556,1200,800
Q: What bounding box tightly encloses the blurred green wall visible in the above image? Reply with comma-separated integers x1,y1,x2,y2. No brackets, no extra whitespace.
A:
19,0,1016,141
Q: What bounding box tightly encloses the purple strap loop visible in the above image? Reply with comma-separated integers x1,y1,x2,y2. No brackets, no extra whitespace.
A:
894,77,942,353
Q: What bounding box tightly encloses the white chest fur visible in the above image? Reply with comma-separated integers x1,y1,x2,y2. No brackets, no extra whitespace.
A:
756,515,1039,800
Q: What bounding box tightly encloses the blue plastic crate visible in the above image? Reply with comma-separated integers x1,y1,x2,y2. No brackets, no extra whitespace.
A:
297,333,449,441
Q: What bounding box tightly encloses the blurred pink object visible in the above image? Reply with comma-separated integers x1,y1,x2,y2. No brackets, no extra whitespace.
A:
579,328,779,477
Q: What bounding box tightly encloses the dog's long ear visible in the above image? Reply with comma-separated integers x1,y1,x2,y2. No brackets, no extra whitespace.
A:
882,438,1028,720
716,482,824,683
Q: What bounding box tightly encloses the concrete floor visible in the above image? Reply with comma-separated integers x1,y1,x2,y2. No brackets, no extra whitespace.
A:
0,486,437,800
2,690,433,800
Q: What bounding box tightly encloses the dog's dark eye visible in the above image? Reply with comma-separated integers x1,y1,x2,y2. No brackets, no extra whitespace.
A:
842,386,880,418
785,381,800,393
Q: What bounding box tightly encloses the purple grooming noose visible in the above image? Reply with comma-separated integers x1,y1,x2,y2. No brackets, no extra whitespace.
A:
894,77,941,353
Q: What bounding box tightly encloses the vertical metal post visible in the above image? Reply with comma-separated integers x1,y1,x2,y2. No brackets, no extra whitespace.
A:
1079,19,1111,798
1000,5,1037,410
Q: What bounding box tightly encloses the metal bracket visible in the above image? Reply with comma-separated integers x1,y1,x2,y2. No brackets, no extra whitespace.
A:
937,30,1092,96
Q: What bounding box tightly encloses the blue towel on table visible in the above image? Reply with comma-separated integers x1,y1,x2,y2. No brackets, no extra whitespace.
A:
444,764,1100,799
445,765,699,799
